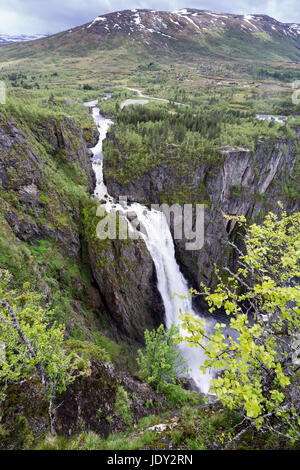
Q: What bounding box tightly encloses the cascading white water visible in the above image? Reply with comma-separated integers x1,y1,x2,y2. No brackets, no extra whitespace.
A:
131,204,213,392
89,106,113,200
85,100,213,393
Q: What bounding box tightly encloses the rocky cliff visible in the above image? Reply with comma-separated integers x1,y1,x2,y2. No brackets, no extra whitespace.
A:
0,357,169,449
0,112,94,251
0,111,163,342
87,236,163,342
105,134,300,290
0,109,166,446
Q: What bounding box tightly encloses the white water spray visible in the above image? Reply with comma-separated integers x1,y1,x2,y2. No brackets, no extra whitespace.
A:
131,204,213,392
85,100,213,393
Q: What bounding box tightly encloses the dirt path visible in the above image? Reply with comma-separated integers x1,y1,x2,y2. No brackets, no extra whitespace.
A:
121,86,185,109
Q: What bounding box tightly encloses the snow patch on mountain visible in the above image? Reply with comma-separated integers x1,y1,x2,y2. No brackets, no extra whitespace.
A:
243,15,259,30
87,16,106,29
184,16,201,30
173,9,190,15
79,8,300,45
289,24,300,35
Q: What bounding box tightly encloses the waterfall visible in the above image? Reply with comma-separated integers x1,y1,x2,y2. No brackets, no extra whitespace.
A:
131,204,213,393
85,101,213,393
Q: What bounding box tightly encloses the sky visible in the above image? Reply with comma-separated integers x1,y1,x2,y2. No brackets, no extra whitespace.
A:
0,0,300,35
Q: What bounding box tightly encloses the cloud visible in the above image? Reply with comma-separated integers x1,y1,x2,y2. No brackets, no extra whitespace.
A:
0,0,299,34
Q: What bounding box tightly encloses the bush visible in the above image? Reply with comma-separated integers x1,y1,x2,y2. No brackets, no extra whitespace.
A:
161,383,203,407
137,324,189,391
179,209,300,441
114,386,132,426
64,339,110,363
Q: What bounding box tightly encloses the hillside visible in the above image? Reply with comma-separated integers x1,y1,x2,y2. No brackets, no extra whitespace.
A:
1,8,300,67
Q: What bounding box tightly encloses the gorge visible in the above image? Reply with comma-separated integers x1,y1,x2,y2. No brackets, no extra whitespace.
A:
88,98,213,393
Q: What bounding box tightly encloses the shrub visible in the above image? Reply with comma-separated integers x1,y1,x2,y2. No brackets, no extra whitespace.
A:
114,386,132,426
137,324,189,391
178,208,300,441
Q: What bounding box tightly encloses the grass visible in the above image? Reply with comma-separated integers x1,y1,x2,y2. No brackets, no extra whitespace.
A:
35,403,300,450
161,383,205,409
93,332,136,371
64,339,110,363
36,430,157,450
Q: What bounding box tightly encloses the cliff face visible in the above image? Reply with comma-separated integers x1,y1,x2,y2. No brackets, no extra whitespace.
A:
0,113,94,252
0,111,165,448
105,135,300,289
55,359,168,437
0,358,169,449
87,236,163,342
0,112,163,343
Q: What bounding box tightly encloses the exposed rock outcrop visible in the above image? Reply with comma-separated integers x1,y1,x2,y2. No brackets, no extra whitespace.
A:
105,135,300,289
82,206,164,342
0,113,94,252
0,360,169,448
55,360,168,437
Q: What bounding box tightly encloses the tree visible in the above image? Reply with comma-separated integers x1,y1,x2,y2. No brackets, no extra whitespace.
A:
177,208,300,442
137,324,189,391
0,271,78,435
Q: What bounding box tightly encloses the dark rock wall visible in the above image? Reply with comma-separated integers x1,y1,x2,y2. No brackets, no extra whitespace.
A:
105,136,300,289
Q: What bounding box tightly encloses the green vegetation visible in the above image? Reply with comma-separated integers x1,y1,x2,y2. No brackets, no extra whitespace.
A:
229,184,245,199
64,339,110,364
246,65,300,83
178,209,300,442
0,24,300,450
35,401,300,450
103,86,298,195
114,386,133,426
137,324,189,391
0,271,78,434
36,429,157,450
161,383,203,408
281,154,300,202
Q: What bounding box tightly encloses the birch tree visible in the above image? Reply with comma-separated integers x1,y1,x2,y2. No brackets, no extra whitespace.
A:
178,208,300,441
0,272,78,435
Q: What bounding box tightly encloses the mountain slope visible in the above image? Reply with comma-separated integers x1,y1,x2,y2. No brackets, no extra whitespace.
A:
1,8,300,66
83,8,300,43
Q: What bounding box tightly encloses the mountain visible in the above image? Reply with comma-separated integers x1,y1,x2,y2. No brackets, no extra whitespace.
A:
2,7,300,66
0,33,48,45
84,8,300,60
83,8,300,43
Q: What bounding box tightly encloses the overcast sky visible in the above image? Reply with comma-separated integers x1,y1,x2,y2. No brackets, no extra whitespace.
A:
0,0,299,35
